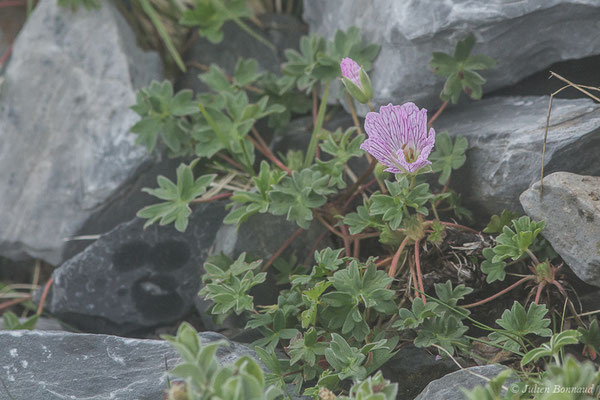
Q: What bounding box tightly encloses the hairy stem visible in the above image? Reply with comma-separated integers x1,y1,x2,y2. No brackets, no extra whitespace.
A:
427,100,448,128
414,240,427,303
463,276,535,308
304,83,330,168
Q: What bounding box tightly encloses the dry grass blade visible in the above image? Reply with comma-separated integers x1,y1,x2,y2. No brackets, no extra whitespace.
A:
539,72,600,196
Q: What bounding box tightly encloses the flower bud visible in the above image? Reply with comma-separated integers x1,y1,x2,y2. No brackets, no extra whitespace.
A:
340,57,373,104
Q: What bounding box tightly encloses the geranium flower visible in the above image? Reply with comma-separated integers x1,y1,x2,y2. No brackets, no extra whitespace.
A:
361,103,435,174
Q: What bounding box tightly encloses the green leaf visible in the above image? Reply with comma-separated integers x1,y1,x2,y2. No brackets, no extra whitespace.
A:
394,297,439,330
429,33,496,103
2,312,38,331
492,216,545,263
489,302,552,352
429,132,468,185
137,161,215,232
480,247,507,283
268,168,335,229
483,210,521,234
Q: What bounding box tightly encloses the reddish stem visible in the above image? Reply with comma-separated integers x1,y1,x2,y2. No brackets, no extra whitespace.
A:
0,1,25,8
342,178,377,211
314,213,347,240
462,276,535,308
353,237,360,259
428,100,448,128
388,236,409,279
36,277,54,316
414,240,427,303
0,46,12,66
261,227,304,272
340,225,352,257
248,135,291,175
376,256,392,268
191,192,233,203
216,153,245,172
0,296,31,311
534,283,544,304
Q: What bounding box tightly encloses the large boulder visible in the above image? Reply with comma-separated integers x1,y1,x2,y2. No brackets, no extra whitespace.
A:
433,96,600,219
520,172,600,287
41,203,227,335
0,0,163,264
303,0,600,112
0,330,259,400
415,365,509,400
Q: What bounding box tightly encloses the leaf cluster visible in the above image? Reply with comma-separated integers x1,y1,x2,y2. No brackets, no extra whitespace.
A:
430,33,496,103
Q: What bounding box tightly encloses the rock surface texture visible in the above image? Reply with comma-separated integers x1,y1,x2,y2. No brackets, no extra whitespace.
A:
520,172,600,287
0,0,162,264
434,96,600,218
0,330,255,400
414,365,508,400
177,13,304,93
303,0,600,111
42,203,227,335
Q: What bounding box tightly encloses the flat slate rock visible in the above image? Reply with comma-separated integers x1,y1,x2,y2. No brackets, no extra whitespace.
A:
520,172,600,287
0,0,162,265
42,203,227,335
303,0,600,112
0,330,255,400
434,96,600,219
414,364,508,400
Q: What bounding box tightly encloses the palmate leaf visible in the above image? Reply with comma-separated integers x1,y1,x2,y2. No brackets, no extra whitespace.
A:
429,132,468,185
268,168,335,229
430,33,496,103
137,161,215,232
492,216,545,263
414,315,469,356
480,247,507,283
489,301,552,352
483,210,521,234
394,297,439,330
224,161,286,226
130,80,198,153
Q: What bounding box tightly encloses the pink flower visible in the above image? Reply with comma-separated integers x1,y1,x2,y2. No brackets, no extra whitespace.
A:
340,57,362,88
361,103,436,174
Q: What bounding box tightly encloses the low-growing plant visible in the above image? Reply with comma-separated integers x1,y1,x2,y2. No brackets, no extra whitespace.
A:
124,20,597,399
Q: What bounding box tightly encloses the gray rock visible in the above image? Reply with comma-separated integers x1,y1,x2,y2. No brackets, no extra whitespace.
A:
177,13,305,93
382,345,457,400
41,203,227,335
415,364,508,400
520,172,600,287
433,96,600,219
0,330,258,400
0,0,163,265
303,0,600,113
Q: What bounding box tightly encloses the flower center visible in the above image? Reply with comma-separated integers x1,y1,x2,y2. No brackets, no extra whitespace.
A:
401,144,419,163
